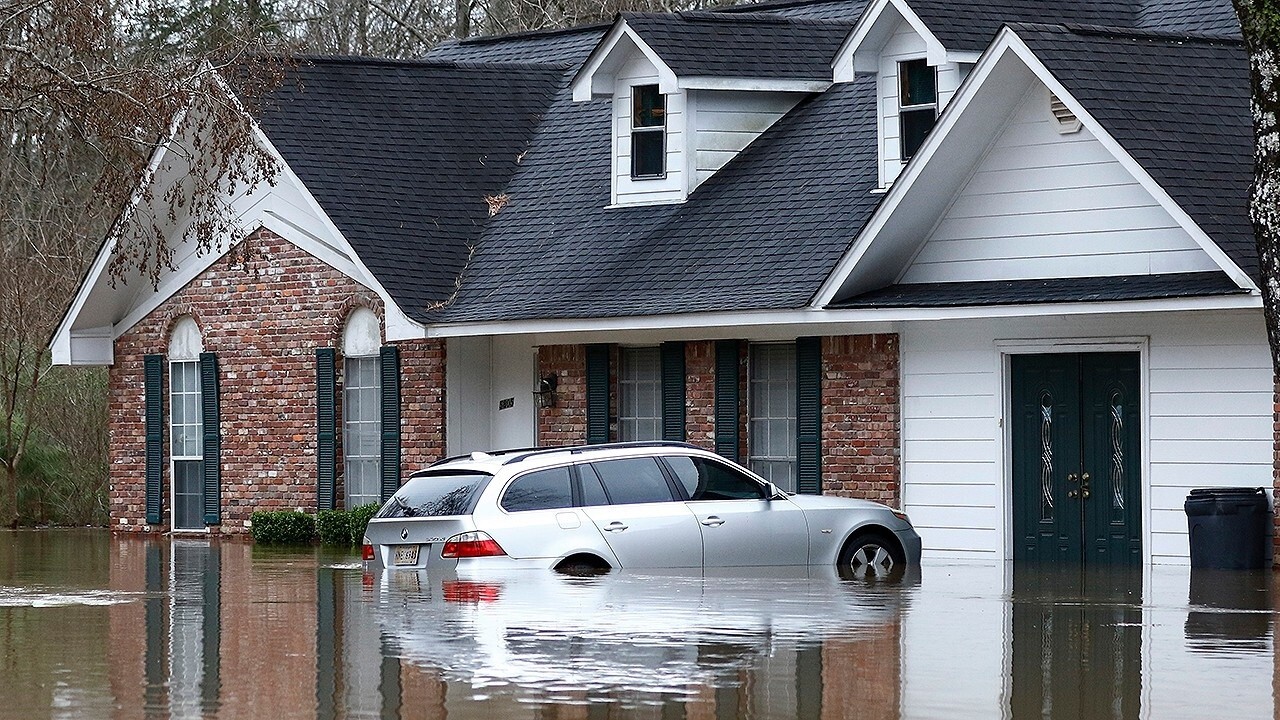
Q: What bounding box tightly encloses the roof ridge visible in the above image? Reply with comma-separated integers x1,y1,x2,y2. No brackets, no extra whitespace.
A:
669,9,850,25
1011,20,1242,45
711,0,852,14
289,55,566,73
450,21,610,47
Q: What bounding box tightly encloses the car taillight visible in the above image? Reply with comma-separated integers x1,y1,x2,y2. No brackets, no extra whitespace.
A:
441,531,506,559
362,543,375,561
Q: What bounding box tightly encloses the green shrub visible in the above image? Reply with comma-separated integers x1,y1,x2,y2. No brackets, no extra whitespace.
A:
250,510,316,545
348,503,379,545
316,509,353,546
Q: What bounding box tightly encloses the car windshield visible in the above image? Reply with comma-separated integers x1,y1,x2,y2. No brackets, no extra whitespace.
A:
375,472,490,519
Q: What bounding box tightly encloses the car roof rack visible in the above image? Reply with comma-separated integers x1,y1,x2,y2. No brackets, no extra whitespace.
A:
426,445,546,467
499,441,704,466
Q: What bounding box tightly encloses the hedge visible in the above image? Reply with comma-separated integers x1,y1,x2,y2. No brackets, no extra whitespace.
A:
250,510,317,545
313,504,382,546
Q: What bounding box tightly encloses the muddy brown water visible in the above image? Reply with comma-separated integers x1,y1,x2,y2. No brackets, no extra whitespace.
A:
0,529,1274,719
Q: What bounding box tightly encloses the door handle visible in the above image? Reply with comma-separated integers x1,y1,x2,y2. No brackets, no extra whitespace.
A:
1067,489,1079,499
701,516,725,527
603,522,628,533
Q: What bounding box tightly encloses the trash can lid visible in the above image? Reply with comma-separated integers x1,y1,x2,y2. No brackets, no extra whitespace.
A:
1187,487,1267,499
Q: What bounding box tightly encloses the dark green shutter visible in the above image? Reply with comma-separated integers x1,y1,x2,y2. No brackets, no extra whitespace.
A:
378,345,401,502
199,352,221,524
796,337,822,495
660,342,686,442
586,344,610,445
143,355,164,525
316,348,337,511
714,340,740,460
201,545,221,707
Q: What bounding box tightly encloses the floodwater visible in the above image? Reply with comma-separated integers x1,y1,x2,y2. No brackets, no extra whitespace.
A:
0,531,1275,719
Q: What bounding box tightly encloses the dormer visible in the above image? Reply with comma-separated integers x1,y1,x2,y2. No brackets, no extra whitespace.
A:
832,0,980,188
572,12,848,207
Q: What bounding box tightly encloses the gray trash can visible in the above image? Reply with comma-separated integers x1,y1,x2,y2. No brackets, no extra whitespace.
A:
1184,488,1270,570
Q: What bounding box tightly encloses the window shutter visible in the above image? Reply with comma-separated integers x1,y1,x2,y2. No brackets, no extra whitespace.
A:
660,342,686,442
714,340,740,460
378,345,401,502
143,355,164,525
585,344,610,445
796,337,822,495
199,352,222,524
316,348,337,511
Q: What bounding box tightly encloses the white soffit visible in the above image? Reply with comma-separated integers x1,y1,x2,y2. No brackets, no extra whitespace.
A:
571,21,679,101
813,27,1258,308
832,0,949,81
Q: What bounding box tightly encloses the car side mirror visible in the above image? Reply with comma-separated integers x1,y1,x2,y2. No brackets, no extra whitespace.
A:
763,482,782,500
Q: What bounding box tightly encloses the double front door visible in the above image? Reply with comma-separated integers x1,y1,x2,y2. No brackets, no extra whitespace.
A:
1011,353,1141,565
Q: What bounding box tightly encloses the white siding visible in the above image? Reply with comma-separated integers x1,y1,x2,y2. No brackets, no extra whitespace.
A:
690,90,802,188
878,21,963,186
613,53,687,206
899,86,1218,284
900,311,1272,564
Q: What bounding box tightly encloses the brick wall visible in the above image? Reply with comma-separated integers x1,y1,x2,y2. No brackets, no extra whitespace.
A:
685,341,716,451
820,334,901,506
536,345,589,446
109,229,444,533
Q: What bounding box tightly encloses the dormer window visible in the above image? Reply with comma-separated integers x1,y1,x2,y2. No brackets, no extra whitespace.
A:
631,84,666,179
898,59,937,160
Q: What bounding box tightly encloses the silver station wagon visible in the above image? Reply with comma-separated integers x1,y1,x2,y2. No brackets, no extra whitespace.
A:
362,442,922,578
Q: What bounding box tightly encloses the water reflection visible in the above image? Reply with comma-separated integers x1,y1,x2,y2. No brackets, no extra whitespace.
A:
0,531,1277,719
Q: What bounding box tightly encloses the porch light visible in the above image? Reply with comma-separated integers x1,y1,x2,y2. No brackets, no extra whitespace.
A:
534,374,558,408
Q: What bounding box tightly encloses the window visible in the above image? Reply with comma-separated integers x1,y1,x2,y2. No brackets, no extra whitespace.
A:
618,347,661,441
376,472,490,518
898,59,937,160
665,456,766,501
631,84,666,178
502,467,574,512
169,317,203,530
343,308,381,509
749,344,797,492
587,458,674,505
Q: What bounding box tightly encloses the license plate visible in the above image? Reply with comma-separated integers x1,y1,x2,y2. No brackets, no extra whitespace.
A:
393,545,420,566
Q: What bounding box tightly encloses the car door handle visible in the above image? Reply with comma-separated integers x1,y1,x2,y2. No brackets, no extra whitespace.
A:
603,522,628,532
701,516,725,527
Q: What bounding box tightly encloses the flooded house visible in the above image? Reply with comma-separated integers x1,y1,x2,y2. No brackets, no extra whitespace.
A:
50,0,1268,567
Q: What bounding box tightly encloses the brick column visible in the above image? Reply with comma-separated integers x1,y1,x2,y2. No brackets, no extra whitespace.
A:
537,345,588,446
399,338,446,474
820,334,901,506
685,341,716,450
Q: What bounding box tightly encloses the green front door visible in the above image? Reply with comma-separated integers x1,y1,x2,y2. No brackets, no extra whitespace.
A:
1011,353,1141,564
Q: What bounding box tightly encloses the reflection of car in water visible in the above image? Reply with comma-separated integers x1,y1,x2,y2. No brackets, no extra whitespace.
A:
362,442,922,579
370,566,918,699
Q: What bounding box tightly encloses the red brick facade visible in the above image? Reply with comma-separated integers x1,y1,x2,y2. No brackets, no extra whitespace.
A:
108,229,444,533
533,335,901,504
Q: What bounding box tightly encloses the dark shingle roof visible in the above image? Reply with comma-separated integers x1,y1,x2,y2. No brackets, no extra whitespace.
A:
908,0,1137,52
255,58,564,319
1012,23,1256,280
832,272,1246,308
618,11,853,80
424,25,607,66
433,77,884,323
1137,0,1241,35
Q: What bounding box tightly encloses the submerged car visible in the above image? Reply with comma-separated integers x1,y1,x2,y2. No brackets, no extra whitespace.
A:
362,441,922,578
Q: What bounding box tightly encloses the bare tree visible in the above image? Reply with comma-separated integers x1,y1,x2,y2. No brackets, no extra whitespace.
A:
1234,1,1280,387
0,0,281,526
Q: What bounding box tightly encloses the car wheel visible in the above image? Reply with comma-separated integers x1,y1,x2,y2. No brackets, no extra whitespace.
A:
837,533,905,581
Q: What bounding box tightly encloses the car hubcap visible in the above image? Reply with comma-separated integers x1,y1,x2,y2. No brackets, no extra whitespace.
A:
849,544,894,580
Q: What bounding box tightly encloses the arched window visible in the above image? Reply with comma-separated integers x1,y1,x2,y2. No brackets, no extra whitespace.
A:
343,308,382,508
169,317,204,530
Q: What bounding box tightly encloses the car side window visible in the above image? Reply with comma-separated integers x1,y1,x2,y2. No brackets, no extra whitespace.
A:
578,465,611,506
588,458,675,505
665,456,766,501
502,466,574,512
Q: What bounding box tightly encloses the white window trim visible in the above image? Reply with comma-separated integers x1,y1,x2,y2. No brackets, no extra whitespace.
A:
343,308,383,509
747,342,799,492
169,318,206,533
618,345,662,442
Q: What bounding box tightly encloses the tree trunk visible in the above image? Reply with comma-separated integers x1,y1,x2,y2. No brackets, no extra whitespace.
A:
1,464,17,528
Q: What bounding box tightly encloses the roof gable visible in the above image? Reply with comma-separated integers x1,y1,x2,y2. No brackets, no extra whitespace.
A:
816,24,1255,307
897,85,1219,285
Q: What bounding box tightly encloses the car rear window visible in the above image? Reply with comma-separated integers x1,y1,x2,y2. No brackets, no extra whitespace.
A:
502,467,573,512
375,472,490,519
